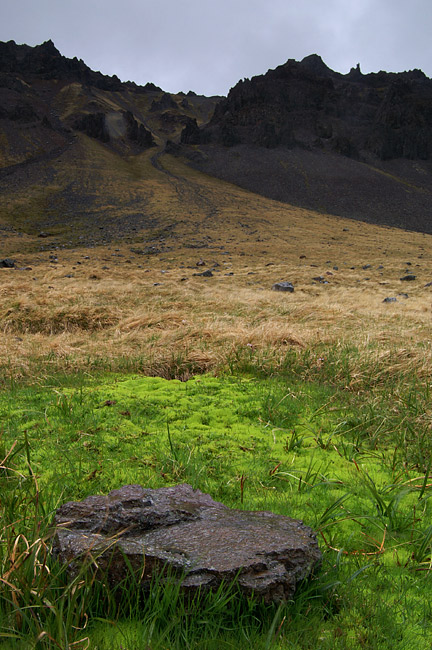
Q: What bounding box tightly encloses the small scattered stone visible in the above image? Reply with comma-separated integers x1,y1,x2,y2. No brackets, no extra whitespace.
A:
272,281,294,292
194,269,213,277
362,264,371,270
383,297,397,303
0,258,15,268
400,275,416,281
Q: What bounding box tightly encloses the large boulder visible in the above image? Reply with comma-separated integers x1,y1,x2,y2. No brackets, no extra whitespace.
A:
52,484,321,603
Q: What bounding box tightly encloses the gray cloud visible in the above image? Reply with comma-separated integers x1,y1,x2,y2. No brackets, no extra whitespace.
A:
1,0,431,95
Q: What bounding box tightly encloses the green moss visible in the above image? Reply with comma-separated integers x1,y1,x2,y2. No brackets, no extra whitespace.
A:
1,372,432,648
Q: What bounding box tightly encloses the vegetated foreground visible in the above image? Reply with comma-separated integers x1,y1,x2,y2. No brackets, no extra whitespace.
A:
2,371,432,649
1,168,432,648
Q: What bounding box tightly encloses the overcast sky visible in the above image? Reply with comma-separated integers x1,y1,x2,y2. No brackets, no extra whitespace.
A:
1,0,431,96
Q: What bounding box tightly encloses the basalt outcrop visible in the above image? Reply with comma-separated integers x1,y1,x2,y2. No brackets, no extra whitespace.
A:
191,54,432,161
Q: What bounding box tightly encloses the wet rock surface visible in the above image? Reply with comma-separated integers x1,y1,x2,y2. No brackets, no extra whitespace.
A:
53,484,321,603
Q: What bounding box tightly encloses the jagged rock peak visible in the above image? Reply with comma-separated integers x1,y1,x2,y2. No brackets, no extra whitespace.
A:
35,39,60,55
300,54,333,75
195,53,432,161
347,62,363,80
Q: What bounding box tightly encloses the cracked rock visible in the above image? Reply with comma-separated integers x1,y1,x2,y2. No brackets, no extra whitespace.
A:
52,484,321,603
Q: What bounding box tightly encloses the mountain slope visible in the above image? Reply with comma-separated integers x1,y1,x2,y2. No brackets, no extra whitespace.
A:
0,40,220,243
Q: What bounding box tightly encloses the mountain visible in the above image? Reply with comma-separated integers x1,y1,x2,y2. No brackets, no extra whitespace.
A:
175,54,432,232
0,40,221,245
0,40,431,243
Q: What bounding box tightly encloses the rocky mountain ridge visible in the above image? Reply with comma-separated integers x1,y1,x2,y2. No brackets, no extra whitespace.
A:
0,39,219,165
187,54,432,162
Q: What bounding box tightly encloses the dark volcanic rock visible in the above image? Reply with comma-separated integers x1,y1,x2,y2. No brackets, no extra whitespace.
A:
150,93,178,112
199,56,432,161
52,484,321,603
0,258,15,268
0,39,166,97
123,111,155,148
0,40,123,90
74,112,110,142
193,269,213,277
272,281,294,292
180,118,202,145
173,56,432,234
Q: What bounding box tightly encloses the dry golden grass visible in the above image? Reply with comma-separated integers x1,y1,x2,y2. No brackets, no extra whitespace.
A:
1,149,432,382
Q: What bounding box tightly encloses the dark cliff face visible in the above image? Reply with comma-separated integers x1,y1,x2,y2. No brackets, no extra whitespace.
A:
196,55,432,162
175,56,432,233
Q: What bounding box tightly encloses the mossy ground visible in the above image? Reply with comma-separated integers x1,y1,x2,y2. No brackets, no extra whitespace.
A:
1,370,432,649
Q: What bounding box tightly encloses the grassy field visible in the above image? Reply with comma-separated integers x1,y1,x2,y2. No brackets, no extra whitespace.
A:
1,155,432,648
